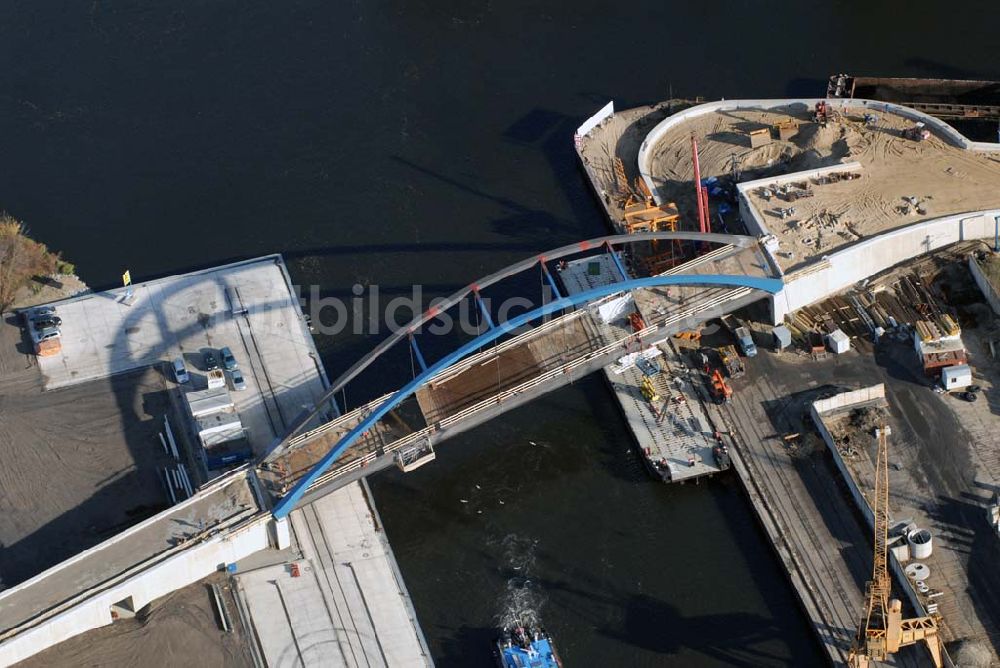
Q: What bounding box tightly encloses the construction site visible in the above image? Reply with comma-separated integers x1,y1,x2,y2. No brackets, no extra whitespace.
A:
4,86,1000,668
575,92,1000,667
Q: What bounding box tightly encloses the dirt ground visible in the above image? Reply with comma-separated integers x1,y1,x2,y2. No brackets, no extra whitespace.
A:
577,100,686,224
0,315,175,586
17,572,255,668
646,104,1000,271
11,273,89,310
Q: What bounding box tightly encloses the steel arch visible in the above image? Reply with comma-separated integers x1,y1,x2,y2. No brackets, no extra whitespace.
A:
266,231,758,462
272,272,782,518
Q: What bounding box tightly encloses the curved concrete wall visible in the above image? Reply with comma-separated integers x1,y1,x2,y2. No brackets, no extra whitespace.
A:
637,97,1000,205
771,209,1000,323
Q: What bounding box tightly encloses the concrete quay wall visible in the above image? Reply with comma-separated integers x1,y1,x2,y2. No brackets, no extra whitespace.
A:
773,209,1000,324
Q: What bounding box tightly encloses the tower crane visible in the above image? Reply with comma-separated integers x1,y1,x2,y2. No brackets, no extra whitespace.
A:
848,426,942,668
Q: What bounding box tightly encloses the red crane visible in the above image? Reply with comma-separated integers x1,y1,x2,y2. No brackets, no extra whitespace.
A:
691,136,710,235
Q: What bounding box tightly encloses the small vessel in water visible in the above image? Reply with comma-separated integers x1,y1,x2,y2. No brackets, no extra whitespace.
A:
494,624,562,668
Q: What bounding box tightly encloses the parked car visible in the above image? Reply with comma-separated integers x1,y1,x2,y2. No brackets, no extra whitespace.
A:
220,346,238,371
228,368,246,391
33,328,60,343
202,349,219,371
31,316,62,330
28,306,56,319
172,357,190,384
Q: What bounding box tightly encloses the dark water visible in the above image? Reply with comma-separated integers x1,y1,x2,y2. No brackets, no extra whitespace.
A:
2,2,998,665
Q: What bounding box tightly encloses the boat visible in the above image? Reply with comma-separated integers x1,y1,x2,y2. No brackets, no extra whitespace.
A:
495,624,563,668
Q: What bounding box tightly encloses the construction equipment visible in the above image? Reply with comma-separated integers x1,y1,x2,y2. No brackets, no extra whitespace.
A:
615,158,683,274
640,376,660,403
718,345,745,378
674,329,701,342
709,369,732,403
848,426,942,668
721,316,756,357
623,200,681,234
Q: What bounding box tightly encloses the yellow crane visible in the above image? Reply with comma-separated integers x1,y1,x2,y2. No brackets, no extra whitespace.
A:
849,426,942,668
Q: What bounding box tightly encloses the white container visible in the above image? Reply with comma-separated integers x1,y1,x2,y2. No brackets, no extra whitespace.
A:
941,364,972,390
207,368,226,389
827,329,850,354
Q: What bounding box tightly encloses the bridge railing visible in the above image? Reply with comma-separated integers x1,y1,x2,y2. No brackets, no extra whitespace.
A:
293,285,753,495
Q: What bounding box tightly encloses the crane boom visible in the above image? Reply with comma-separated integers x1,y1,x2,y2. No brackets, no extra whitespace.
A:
849,426,942,668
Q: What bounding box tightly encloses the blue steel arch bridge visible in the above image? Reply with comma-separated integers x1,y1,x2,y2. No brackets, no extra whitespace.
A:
259,232,783,519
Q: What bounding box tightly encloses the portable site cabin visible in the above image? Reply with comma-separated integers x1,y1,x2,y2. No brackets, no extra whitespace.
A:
941,364,972,390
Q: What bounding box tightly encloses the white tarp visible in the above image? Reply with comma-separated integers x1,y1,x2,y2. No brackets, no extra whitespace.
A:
596,293,634,325
611,346,663,374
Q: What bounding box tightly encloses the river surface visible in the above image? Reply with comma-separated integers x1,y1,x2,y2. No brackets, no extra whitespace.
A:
2,2,997,665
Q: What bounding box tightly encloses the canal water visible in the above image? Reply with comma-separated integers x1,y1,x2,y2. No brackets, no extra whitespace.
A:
2,2,997,665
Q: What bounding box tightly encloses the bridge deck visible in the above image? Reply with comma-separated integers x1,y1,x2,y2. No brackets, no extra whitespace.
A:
267,241,776,496
259,395,413,496
415,313,605,424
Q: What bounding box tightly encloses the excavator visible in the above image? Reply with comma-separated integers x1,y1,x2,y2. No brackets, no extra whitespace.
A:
848,426,942,668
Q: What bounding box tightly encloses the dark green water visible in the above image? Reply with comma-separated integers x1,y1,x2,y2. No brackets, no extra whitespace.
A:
2,2,997,665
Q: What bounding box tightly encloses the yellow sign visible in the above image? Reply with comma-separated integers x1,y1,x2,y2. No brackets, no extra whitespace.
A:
122,270,131,287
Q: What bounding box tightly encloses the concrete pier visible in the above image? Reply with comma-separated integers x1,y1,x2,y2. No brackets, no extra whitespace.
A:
0,256,431,667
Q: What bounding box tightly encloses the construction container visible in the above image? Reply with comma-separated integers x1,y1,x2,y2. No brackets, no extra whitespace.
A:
748,128,771,148
941,364,972,390
772,325,792,351
907,529,934,559
207,368,226,389
775,120,799,140
827,329,850,354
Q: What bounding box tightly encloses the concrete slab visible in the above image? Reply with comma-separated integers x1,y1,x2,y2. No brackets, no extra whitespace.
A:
35,256,328,458
236,482,431,668
0,471,259,636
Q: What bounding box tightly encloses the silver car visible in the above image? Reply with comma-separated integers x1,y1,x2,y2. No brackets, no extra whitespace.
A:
228,368,246,391
33,327,60,343
172,358,190,384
